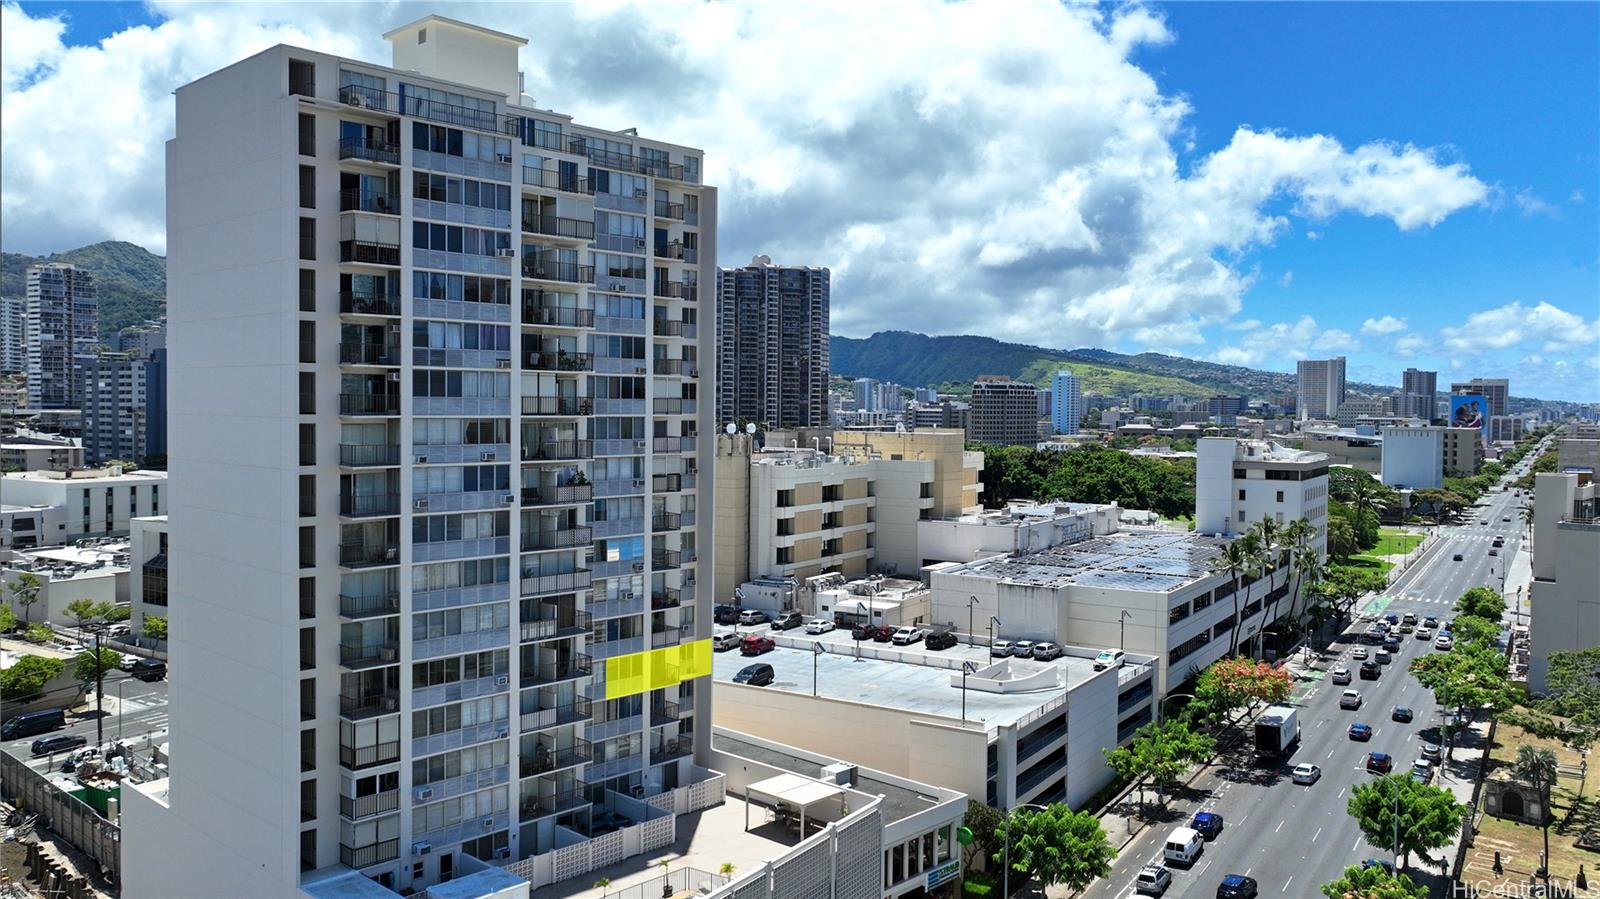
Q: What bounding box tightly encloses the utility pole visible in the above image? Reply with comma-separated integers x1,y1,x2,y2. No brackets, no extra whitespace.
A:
1119,610,1131,652
94,631,104,748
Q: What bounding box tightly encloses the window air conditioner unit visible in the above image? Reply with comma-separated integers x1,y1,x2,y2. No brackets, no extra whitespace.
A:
496,248,516,258
414,499,430,511
495,723,509,738
494,847,512,861
495,358,512,369
415,455,428,465
349,94,368,109
387,371,401,382
481,815,495,828
634,238,646,249
496,153,513,163
415,787,433,802
632,562,644,572
632,478,645,488
634,189,649,199
633,366,647,375
622,591,634,600
633,440,646,451
501,493,516,504
480,451,497,462
412,840,432,857
495,674,509,686
611,283,627,292
384,548,399,561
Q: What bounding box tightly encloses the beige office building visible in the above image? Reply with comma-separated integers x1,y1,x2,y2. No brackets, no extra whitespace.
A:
1442,426,1484,476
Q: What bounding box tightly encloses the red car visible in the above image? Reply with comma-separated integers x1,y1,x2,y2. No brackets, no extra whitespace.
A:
740,635,775,656
872,625,897,643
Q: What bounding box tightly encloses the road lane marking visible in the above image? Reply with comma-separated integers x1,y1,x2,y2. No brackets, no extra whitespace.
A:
1275,819,1284,833
1338,787,1346,799
1352,837,1363,851
1198,859,1211,876
1245,867,1252,876
1285,875,1295,892
1313,826,1323,842
1327,749,1335,759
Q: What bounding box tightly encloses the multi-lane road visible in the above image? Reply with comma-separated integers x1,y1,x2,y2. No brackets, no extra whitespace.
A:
2,670,170,774
1086,460,1540,899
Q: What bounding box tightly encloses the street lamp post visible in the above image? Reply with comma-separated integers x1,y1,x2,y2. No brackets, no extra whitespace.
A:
967,595,979,649
988,615,1001,655
1119,610,1131,652
855,601,866,662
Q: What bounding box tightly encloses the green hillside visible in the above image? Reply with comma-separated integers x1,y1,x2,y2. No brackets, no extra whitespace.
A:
1,241,166,338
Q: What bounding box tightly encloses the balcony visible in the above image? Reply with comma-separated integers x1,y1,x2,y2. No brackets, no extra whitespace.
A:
339,492,400,518
652,199,685,221
520,609,592,643
522,302,596,329
652,358,696,377
653,436,695,453
522,526,593,551
651,626,689,649
651,700,681,722
340,189,399,214
652,550,681,571
520,570,593,597
521,654,593,687
339,84,502,134
339,341,400,366
339,839,400,870
650,738,692,766
339,789,400,821
339,541,398,569
339,444,400,468
652,280,688,300
520,697,593,732
339,292,401,317
519,788,590,821
339,689,400,720
650,588,681,611
652,512,681,533
338,137,400,166
522,483,593,506
339,640,400,670
339,591,400,620
651,473,682,493
520,167,593,195
654,243,685,261
651,318,685,338
339,393,400,416
523,214,596,242
521,739,592,777
522,261,594,285
337,741,400,772
522,396,592,416
340,240,401,266
523,439,593,461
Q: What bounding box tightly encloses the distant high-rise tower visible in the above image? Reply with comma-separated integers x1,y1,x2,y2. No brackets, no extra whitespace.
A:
25,262,99,408
1450,377,1509,418
970,377,1040,446
1400,368,1437,420
0,297,26,374
1295,356,1346,421
1050,371,1082,435
83,349,167,465
715,256,829,428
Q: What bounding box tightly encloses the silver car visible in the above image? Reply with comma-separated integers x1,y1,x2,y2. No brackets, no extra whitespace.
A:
1032,642,1063,661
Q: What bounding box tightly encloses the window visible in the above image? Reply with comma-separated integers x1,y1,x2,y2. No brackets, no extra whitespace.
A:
1238,489,1246,501
289,59,315,97
418,27,427,43
299,269,316,312
299,217,316,260
299,165,316,209
299,372,315,415
299,526,316,569
300,577,316,620
1236,510,1245,523
299,320,316,364
299,475,316,517
300,423,316,466
1275,490,1285,503
298,114,316,157
413,271,510,305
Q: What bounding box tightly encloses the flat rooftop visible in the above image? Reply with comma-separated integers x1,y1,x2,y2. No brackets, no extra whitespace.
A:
711,730,953,825
712,635,1104,730
1,469,167,486
945,528,1230,592
948,501,1114,526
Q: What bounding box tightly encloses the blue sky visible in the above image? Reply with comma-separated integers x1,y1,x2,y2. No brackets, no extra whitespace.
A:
3,1,1596,400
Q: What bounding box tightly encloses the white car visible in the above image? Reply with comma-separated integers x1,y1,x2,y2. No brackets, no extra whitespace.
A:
1291,763,1322,785
991,640,1014,658
1435,635,1454,651
711,631,741,652
1331,667,1352,685
1032,641,1063,661
1134,864,1171,896
1093,649,1126,671
1351,647,1369,661
1340,689,1363,710
804,618,835,635
1415,627,1433,640
891,626,925,645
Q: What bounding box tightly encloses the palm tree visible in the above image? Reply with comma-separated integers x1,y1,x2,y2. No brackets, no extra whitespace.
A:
1520,503,1535,547
1512,745,1559,879
1208,538,1253,657
1347,475,1391,538
1274,518,1313,628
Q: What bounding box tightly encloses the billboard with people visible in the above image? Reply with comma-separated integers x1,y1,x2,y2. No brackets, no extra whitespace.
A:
1450,394,1489,442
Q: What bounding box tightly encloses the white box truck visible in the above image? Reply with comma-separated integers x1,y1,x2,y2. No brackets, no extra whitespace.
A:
1254,705,1300,762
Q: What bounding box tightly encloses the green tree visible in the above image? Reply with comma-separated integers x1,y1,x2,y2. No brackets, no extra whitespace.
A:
1454,587,1505,622
73,647,122,684
7,572,43,625
0,604,16,634
64,597,106,629
959,799,1004,870
1409,641,1514,759
1447,615,1499,648
1535,646,1600,732
1326,516,1360,560
1102,718,1215,811
1346,774,1465,869
0,654,66,700
1207,537,1255,656
994,804,1115,892
1319,863,1427,899
104,604,132,623
23,622,54,644
1510,745,1558,878
1194,657,1293,724
143,614,168,640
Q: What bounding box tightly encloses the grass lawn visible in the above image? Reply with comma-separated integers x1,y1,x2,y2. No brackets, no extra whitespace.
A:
1472,715,1598,884
1344,554,1395,575
961,871,997,896
1372,529,1424,557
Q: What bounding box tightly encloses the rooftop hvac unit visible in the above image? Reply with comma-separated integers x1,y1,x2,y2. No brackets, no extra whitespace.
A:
415,787,433,802
481,451,497,462
495,675,510,686
412,840,432,857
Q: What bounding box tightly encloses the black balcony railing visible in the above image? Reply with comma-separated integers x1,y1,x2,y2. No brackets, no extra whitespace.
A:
654,243,685,261
523,440,593,461
522,215,596,241
340,839,400,870
650,738,691,764
522,739,592,776
339,444,401,467
340,189,399,214
340,789,400,820
651,700,681,721
520,789,589,821
653,200,685,221
339,640,400,669
520,570,593,597
652,512,681,532
338,85,503,134
652,550,681,570
652,358,686,375
339,341,400,366
339,541,399,568
340,492,400,517
339,393,400,416
340,240,401,266
521,395,592,416
339,690,399,719
522,526,593,551
651,318,684,337
338,137,400,165
521,483,593,506
522,303,596,329
650,588,681,610
520,167,594,195
520,610,593,642
523,350,594,372
522,261,593,284
339,291,401,316
339,591,400,619
520,654,593,687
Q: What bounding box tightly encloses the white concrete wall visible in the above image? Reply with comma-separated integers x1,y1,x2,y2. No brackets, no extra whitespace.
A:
0,568,121,625
1528,474,1599,692
1380,427,1444,490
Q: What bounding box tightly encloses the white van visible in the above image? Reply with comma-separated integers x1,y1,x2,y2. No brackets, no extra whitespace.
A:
1162,827,1203,867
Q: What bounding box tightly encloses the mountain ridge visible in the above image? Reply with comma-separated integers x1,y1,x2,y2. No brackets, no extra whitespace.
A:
2,241,167,339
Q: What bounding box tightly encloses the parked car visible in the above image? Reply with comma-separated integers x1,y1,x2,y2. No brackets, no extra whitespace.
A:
1348,722,1373,741
1010,640,1035,658
851,623,877,641
1291,763,1322,785
1410,760,1433,784
739,635,775,656
1093,649,1127,671
106,624,131,637
1421,743,1443,763
31,734,86,757
1384,613,1400,625
1360,661,1381,680
1331,666,1352,684
891,626,926,646
1216,874,1259,899
1135,864,1172,896
1382,637,1400,653
1351,647,1369,661
1190,812,1224,840
119,654,142,672
871,625,896,643
738,609,770,626
712,631,741,652
1366,752,1393,774
1031,641,1063,661
1340,689,1363,710
129,658,166,682
732,663,774,687
990,640,1014,658
924,629,958,651
3,709,66,740
1402,612,1417,625
714,605,741,625
803,618,835,635
1392,706,1414,723
1423,616,1439,628
771,611,804,631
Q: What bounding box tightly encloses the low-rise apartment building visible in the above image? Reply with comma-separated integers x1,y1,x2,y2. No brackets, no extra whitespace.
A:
129,515,169,636
0,467,167,540
1195,437,1329,553
1442,425,1484,477
1,539,129,624
1527,470,1599,693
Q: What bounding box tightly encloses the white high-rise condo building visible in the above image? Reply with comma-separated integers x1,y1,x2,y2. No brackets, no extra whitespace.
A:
25,262,99,409
1295,356,1346,421
1050,370,1082,436
124,17,717,898
0,296,26,374
715,256,829,428
1400,367,1437,420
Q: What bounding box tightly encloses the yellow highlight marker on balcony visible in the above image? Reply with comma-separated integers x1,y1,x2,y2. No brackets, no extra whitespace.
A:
603,639,711,700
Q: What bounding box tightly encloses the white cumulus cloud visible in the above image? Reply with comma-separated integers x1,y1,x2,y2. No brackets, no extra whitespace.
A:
1361,315,1407,335
1441,301,1600,354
